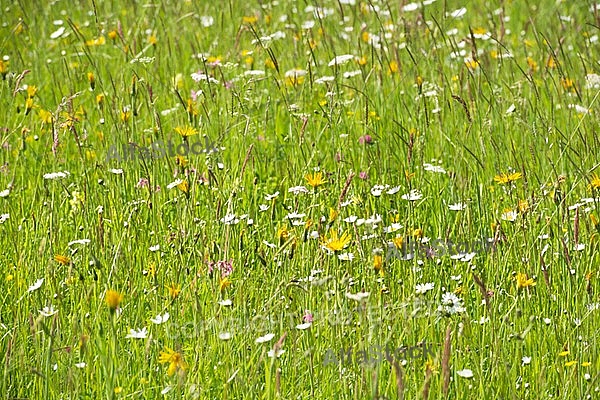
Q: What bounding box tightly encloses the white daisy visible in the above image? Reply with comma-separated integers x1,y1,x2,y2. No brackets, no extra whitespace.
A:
150,312,170,324
125,327,148,339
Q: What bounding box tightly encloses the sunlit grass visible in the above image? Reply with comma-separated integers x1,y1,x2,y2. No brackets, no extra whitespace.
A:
0,0,599,398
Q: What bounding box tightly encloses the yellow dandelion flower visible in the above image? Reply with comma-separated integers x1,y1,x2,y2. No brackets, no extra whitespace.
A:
158,347,187,376
167,283,181,299
582,361,591,367
321,229,352,252
518,199,529,213
147,34,157,45
54,254,71,265
328,208,338,223
373,254,383,273
305,171,327,188
392,236,404,249
177,180,189,194
527,57,538,72
87,72,95,90
277,226,290,245
108,30,118,40
105,289,123,311
589,174,600,190
558,350,570,357
120,110,131,123
39,109,53,124
174,126,198,137
85,36,106,46
25,97,34,114
186,99,198,117
516,272,535,289
26,85,37,98
242,15,258,24
564,360,577,367
219,276,231,292
0,60,8,78
494,171,522,185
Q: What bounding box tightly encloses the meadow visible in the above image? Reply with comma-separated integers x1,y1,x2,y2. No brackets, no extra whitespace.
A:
0,0,599,398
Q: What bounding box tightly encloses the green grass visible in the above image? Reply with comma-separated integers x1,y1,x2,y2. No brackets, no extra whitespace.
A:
0,0,599,398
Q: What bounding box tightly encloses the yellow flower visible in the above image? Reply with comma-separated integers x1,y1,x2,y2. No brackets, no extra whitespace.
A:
392,236,404,249
167,283,181,299
305,171,327,188
373,254,383,273
108,30,118,40
564,360,577,367
242,15,258,24
589,174,600,190
85,36,106,46
105,289,123,311
277,226,290,245
158,347,187,376
0,60,8,78
494,171,522,185
518,199,529,213
328,208,338,223
87,72,95,90
321,229,352,252
174,126,198,137
582,361,591,367
54,254,71,265
26,85,37,98
388,61,399,74
39,109,53,124
96,94,105,106
558,350,570,357
527,57,538,72
120,110,131,122
177,180,189,194
25,97,34,114
516,272,535,289
561,78,574,90
465,59,479,70
219,276,231,292
147,34,157,45
186,99,198,117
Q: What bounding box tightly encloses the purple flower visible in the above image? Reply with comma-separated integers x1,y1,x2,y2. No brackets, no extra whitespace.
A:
359,171,368,180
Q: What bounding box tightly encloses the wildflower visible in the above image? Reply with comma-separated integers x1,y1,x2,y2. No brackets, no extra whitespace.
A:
321,229,352,252
54,254,70,265
277,226,290,245
0,60,8,79
416,282,435,294
515,272,536,289
373,254,383,273
158,347,187,376
87,72,95,90
219,276,231,292
105,289,123,312
174,126,198,137
25,97,34,115
456,368,474,378
120,109,131,122
167,284,181,299
589,173,600,190
177,180,189,194
85,36,106,46
39,109,53,124
126,327,148,339
494,171,522,184
305,171,327,188
150,312,170,324
186,99,198,117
